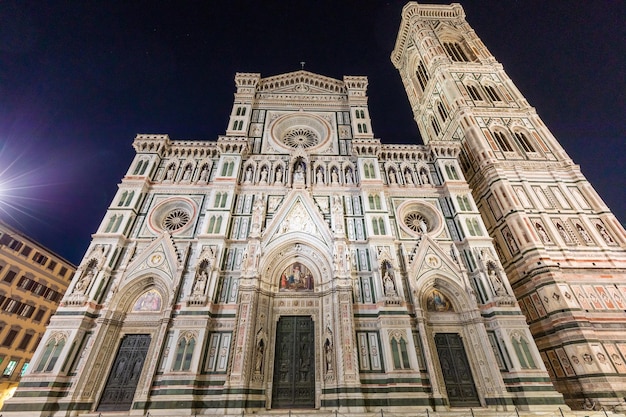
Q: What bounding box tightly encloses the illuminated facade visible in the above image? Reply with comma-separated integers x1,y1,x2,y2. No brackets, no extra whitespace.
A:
0,222,75,408
391,1,626,410
5,2,626,416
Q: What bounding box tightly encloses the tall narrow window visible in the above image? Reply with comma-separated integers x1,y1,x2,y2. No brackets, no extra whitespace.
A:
467,84,482,101
431,116,441,137
444,42,470,62
173,335,196,371
485,85,502,101
415,61,430,91
514,132,536,153
437,101,448,121
35,336,65,372
391,336,410,369
493,131,513,152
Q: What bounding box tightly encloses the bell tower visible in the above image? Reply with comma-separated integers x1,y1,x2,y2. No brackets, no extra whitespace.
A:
392,2,626,409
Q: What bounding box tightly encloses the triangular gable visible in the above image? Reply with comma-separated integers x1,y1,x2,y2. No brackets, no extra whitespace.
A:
257,70,346,96
123,232,181,285
407,235,463,283
263,190,333,248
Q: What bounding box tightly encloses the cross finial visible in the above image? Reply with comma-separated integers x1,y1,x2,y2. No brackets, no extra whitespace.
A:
300,61,306,70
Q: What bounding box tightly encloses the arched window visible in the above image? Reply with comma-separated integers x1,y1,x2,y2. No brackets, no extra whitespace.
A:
415,61,430,91
113,215,123,233
363,162,375,179
173,335,196,371
493,131,514,152
443,41,471,62
133,160,144,175
368,194,381,210
226,161,234,176
457,195,471,211
466,218,482,236
208,216,222,234
437,101,448,121
372,217,385,235
105,215,117,233
124,191,134,207
514,131,536,153
118,191,127,207
445,164,459,180
391,336,410,369
466,84,482,101
35,335,65,372
484,85,502,101
512,335,537,369
431,116,441,137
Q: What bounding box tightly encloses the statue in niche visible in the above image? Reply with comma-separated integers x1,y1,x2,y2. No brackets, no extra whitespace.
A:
182,165,192,180
254,339,265,374
383,272,397,296
165,164,175,180
199,164,209,182
259,167,268,183
420,169,429,184
274,167,283,184
192,269,208,295
294,161,305,183
404,170,413,184
324,338,333,372
74,263,96,294
535,223,551,243
556,223,572,243
576,224,592,243
488,263,507,296
316,168,324,184
345,168,354,184
244,166,253,182
596,224,615,244
388,170,396,184
331,168,339,184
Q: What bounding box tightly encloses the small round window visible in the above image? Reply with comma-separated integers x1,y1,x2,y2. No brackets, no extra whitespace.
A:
162,209,191,231
282,127,319,148
149,197,196,234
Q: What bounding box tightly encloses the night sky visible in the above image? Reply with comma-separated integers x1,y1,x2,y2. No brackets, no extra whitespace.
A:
0,1,624,265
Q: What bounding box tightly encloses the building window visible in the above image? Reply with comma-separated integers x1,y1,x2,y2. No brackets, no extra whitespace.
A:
456,195,471,211
47,260,57,271
35,336,66,373
390,335,411,369
415,61,430,91
368,194,382,210
20,245,32,257
33,309,46,323
17,333,33,351
363,162,375,179
465,218,482,236
372,217,386,235
443,42,471,62
59,266,68,278
207,215,222,234
445,164,460,180
2,270,17,284
19,362,29,377
485,85,502,101
514,132,536,153
173,335,196,371
2,329,19,348
437,101,448,121
32,252,48,266
466,84,482,101
512,335,537,369
220,161,235,177
493,131,514,152
431,116,441,137
3,360,18,376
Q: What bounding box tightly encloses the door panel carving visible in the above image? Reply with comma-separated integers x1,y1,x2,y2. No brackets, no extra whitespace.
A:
98,334,151,412
435,333,480,407
272,316,315,408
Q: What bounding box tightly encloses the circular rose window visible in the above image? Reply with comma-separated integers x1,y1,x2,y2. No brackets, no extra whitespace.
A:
396,200,443,237
149,197,197,234
162,209,191,231
282,127,319,148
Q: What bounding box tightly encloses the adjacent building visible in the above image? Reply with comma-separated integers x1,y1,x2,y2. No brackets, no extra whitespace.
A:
4,2,626,416
0,222,75,408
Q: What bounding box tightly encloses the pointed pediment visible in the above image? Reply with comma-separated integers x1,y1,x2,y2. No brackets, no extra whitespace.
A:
264,191,333,247
124,233,181,283
257,70,346,96
408,235,463,282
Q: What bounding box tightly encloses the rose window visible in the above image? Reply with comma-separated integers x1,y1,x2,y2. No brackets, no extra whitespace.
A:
282,127,320,148
404,212,429,233
162,209,191,231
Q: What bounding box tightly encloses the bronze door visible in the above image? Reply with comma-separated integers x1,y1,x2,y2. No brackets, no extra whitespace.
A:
435,333,480,407
98,334,151,411
272,316,315,408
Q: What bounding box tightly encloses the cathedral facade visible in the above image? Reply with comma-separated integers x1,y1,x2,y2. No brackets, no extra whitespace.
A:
5,2,626,416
